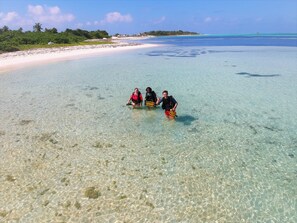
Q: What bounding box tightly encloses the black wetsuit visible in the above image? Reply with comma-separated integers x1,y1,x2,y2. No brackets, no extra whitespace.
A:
160,96,177,111
145,91,157,103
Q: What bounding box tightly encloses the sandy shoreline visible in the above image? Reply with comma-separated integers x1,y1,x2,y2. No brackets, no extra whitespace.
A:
0,42,158,73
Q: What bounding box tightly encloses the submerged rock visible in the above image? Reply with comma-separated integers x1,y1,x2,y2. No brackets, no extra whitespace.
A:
39,132,56,141
89,87,99,90
75,201,81,209
94,141,113,148
19,120,34,125
288,154,294,158
145,201,155,209
0,211,8,217
84,187,101,199
6,175,16,182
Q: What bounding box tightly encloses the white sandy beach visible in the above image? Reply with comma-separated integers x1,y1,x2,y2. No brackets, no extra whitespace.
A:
0,42,158,73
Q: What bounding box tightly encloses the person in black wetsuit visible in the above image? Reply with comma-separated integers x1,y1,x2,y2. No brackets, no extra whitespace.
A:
144,87,157,107
156,90,178,118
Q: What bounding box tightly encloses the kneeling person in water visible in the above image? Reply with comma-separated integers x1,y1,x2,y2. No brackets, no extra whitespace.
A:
156,90,178,118
145,87,157,107
127,88,143,108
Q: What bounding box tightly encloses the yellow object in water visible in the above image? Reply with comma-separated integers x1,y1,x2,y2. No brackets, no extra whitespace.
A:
169,110,176,118
146,101,155,107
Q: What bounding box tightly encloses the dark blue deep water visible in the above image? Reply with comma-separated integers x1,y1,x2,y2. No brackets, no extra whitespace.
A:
137,34,297,47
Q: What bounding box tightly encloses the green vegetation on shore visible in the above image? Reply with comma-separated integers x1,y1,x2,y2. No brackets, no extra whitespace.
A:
141,30,198,36
0,24,111,54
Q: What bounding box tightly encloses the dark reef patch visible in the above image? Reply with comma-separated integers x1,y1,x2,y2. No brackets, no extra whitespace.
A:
188,127,199,133
38,132,57,142
146,49,200,58
6,175,16,182
236,72,280,78
65,103,75,107
84,187,101,199
248,125,258,135
19,120,34,125
288,153,294,158
82,86,99,91
89,87,99,90
97,95,105,100
146,49,244,58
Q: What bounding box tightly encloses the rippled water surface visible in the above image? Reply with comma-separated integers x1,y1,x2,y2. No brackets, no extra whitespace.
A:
0,45,296,222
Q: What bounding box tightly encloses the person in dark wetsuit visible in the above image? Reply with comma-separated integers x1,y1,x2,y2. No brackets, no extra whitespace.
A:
145,87,157,107
127,88,143,108
156,90,178,118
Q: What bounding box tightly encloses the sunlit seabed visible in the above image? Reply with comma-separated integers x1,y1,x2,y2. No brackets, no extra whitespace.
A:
0,46,296,222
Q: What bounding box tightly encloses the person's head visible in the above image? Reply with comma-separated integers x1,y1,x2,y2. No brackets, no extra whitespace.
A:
162,90,168,99
146,87,152,92
134,88,139,94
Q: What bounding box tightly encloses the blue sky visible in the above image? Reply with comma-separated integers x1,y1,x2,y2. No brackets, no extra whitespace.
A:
0,0,296,34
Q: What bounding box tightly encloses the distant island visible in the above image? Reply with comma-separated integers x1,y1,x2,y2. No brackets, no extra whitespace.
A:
141,30,199,36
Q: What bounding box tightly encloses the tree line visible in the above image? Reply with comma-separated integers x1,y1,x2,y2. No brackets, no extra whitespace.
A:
0,23,110,53
142,30,198,36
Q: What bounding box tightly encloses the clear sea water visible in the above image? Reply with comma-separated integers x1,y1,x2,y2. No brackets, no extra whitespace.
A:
137,33,297,47
0,35,296,222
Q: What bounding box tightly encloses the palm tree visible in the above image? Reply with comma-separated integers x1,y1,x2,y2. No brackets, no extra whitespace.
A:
33,23,42,32
1,25,9,32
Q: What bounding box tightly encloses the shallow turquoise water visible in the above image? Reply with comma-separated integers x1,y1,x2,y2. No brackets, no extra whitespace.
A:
0,46,296,222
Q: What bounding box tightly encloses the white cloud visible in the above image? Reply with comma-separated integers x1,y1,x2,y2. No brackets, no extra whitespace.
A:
154,16,166,24
28,5,75,24
28,5,44,16
100,12,132,24
49,6,61,15
1,11,19,22
203,16,220,24
0,5,75,29
204,17,213,23
0,11,23,27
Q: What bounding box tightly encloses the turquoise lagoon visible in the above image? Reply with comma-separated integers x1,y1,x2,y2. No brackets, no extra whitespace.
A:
0,36,296,222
